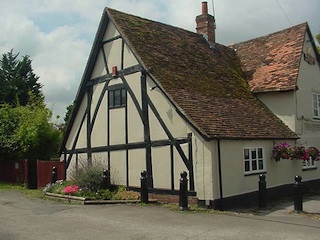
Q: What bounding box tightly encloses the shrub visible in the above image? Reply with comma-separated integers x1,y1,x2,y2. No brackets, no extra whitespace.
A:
72,163,104,192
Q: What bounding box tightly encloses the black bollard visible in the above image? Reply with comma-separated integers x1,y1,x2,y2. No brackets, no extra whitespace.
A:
140,171,149,204
294,175,303,213
102,169,111,189
179,171,188,211
258,174,267,209
51,166,57,184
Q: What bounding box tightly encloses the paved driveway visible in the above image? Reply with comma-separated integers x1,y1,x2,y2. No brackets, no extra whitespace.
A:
1,190,320,240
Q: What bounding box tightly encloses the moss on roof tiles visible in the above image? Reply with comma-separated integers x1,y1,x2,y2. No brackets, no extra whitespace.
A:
107,8,297,139
231,23,307,93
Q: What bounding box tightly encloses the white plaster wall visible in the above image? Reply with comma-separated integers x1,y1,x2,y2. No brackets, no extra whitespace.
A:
148,76,189,139
123,41,139,68
126,73,144,143
128,149,146,187
109,108,126,145
152,146,172,189
295,32,320,148
65,19,217,198
256,91,295,131
65,93,88,149
219,139,320,198
192,134,215,201
110,151,126,185
91,83,107,147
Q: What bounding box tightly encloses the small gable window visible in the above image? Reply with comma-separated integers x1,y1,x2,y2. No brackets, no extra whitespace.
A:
244,147,265,175
108,86,126,108
313,93,320,119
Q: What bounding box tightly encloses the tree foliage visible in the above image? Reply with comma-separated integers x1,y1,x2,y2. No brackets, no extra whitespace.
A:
0,96,62,161
0,50,43,106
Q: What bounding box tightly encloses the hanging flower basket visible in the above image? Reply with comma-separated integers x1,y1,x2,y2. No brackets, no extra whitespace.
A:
272,143,320,161
272,142,293,161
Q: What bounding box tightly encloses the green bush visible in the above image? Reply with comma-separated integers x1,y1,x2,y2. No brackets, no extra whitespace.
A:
73,164,104,192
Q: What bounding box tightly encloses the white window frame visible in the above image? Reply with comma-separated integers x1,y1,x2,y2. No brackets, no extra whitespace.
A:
303,157,317,170
243,147,266,175
312,93,320,119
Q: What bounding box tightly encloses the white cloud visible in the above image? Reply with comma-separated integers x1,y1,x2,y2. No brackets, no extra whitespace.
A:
0,0,319,120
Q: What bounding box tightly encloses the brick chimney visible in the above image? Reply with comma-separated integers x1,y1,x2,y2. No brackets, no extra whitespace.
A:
196,1,216,43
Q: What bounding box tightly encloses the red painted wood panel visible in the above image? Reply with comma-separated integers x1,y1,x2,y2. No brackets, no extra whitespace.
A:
37,160,65,188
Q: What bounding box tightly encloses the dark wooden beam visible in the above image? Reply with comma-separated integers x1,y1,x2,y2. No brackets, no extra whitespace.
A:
86,87,93,164
87,64,143,87
147,96,191,171
101,35,121,45
141,72,153,188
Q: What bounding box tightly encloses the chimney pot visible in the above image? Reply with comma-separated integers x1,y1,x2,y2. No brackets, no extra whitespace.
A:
202,2,208,14
196,1,216,43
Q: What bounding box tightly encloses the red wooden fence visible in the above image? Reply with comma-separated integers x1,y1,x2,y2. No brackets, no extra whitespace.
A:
0,159,65,188
0,160,28,184
37,160,65,188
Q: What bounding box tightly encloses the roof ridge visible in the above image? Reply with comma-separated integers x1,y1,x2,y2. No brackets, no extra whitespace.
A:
234,22,307,45
106,7,201,39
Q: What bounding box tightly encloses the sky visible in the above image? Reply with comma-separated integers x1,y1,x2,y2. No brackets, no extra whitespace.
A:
0,0,319,121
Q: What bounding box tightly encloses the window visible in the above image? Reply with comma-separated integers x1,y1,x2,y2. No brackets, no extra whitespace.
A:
313,93,320,118
303,157,316,170
108,87,126,108
244,147,265,175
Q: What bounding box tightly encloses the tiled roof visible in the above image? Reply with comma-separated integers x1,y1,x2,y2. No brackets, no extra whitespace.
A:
107,8,297,140
230,23,307,93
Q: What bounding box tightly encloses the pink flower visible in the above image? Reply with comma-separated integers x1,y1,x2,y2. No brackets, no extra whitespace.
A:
63,185,79,194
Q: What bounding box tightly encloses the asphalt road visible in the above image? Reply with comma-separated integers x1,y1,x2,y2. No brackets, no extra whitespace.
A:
1,190,320,240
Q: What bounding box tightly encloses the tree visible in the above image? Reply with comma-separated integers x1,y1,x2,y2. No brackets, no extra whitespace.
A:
0,97,62,161
0,50,43,106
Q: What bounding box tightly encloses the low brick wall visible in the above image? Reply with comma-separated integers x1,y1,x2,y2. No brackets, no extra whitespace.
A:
149,193,198,205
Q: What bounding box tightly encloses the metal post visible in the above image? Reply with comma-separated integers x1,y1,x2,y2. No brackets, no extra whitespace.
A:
102,169,111,189
258,174,267,209
140,171,149,204
51,166,57,184
294,175,303,213
179,171,188,211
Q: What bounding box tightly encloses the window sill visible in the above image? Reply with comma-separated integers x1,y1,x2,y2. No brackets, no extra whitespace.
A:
302,167,317,171
244,171,267,177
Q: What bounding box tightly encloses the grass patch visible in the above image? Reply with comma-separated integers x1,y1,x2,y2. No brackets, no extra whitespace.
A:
0,182,44,199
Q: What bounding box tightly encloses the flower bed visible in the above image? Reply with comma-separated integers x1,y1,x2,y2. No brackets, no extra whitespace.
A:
44,180,140,203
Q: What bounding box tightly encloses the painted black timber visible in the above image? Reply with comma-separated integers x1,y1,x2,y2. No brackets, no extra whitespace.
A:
107,92,111,172
121,39,124,70
86,87,93,163
101,45,110,74
217,140,223,202
147,96,191,171
188,133,194,191
90,80,110,134
125,88,129,187
141,72,153,188
120,76,143,121
64,138,190,154
170,145,174,190
60,11,110,154
66,108,88,168
101,35,121,45
87,64,143,87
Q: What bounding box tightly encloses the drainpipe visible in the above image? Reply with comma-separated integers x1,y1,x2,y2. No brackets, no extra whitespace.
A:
217,139,223,209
